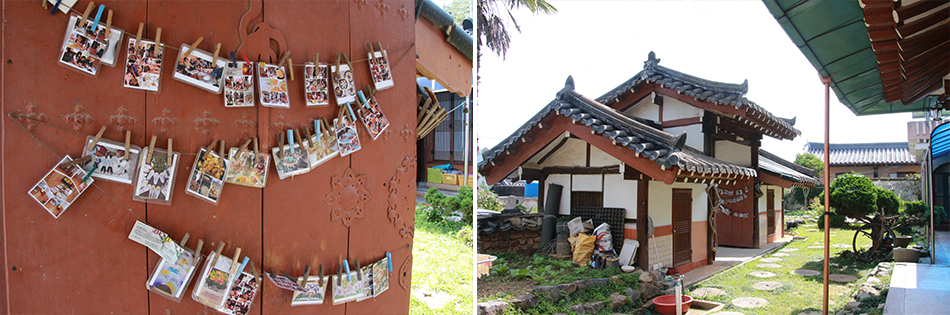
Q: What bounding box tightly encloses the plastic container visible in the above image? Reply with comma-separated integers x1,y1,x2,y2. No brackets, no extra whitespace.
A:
525,182,539,197
58,13,124,76
256,62,290,108
618,239,640,266
893,248,920,262
427,168,443,183
304,63,331,106
122,39,165,92
81,136,141,184
652,294,693,315
476,254,496,278
442,173,458,185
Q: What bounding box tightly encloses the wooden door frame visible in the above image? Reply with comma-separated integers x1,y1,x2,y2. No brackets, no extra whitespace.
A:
672,188,692,267
767,188,776,236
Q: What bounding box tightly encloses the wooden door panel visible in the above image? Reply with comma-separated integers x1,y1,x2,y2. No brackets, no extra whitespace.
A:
715,181,754,248
767,189,775,235
672,189,691,267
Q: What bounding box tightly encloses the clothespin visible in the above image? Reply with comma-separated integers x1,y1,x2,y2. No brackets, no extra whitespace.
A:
253,137,259,155
192,239,204,266
134,23,144,50
154,28,162,48
209,241,225,268
124,131,131,161
298,265,311,287
341,53,354,74
167,138,173,161
230,247,242,274
287,129,295,155
49,0,62,15
87,126,106,151
78,2,94,27
355,260,362,281
242,54,251,66
218,140,225,159
237,138,251,157
206,139,218,154
179,37,204,64
105,10,112,31
302,126,312,145
314,120,321,137
366,43,375,57
42,0,48,10
294,128,304,152
237,256,249,276
179,233,190,247
146,135,157,161
386,252,393,272
376,42,389,64
287,58,295,81
345,103,356,121
277,51,291,68
82,164,96,183
230,52,236,67
357,90,367,108
343,259,351,281
318,265,324,286
321,118,330,136
336,264,342,286
250,261,261,283
91,4,104,31
313,52,319,64
211,43,221,66
334,53,342,76
60,155,92,168
278,133,286,157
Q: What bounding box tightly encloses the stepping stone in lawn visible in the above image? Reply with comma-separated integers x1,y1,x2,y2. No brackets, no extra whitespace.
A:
752,281,784,291
773,253,790,257
749,271,776,278
732,297,769,308
807,246,824,249
828,274,858,282
760,257,782,263
758,263,783,269
692,287,726,298
780,248,799,252
711,312,746,315
833,244,851,248
792,269,821,277
798,311,822,315
806,229,818,232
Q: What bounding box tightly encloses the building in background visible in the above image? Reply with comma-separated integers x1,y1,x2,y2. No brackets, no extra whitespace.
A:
804,142,919,183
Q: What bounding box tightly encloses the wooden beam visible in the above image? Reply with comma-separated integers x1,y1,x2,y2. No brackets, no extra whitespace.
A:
661,116,702,128
863,9,898,28
637,179,649,269
565,122,677,184
897,7,949,38
899,20,949,52
759,172,797,189
483,118,569,184
897,0,946,21
536,136,569,165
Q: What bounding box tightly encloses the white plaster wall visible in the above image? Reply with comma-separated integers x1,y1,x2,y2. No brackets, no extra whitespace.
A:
715,141,752,167
545,174,572,215
647,234,673,270
671,182,709,222
572,174,602,192
589,146,619,167
759,212,767,246
603,175,638,219
624,98,660,121
665,124,704,152
663,97,704,121
539,138,587,167
648,183,673,227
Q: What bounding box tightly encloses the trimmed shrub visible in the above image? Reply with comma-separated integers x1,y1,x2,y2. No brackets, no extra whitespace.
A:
828,173,878,219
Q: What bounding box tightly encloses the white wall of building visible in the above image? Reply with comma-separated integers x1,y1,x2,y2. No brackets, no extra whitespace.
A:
715,141,752,167
545,174,572,215
539,138,587,167
572,174,602,191
623,97,659,121
603,175,638,219
665,124,704,152
662,97,704,121
590,147,619,167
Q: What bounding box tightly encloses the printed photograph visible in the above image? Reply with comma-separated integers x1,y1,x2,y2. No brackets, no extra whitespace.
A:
185,148,228,204
222,272,258,315
28,156,92,218
371,257,389,298
174,44,227,93
304,63,330,106
193,252,233,307
147,250,198,299
265,271,306,292
335,116,362,157
331,64,357,105
271,143,311,180
133,150,179,203
225,148,269,188
356,264,375,302
357,96,390,140
58,14,122,74
290,276,329,306
81,137,140,184
123,38,164,91
304,133,339,170
224,62,254,107
331,274,366,305
257,62,290,108
367,51,394,90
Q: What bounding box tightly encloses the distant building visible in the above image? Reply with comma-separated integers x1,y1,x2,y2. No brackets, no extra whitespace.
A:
804,142,919,183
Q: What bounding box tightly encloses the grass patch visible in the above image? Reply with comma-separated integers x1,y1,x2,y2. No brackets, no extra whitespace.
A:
503,272,642,315
478,252,632,301
410,205,473,315
688,227,883,315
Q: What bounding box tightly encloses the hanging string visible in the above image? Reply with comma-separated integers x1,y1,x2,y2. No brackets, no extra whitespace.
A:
6,113,146,224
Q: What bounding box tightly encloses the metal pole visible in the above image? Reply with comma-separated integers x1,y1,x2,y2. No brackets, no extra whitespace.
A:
821,75,832,315
463,95,470,182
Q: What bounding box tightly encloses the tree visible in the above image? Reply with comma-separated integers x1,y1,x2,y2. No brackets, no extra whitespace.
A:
784,152,824,210
477,0,557,59
794,153,823,177
445,0,472,25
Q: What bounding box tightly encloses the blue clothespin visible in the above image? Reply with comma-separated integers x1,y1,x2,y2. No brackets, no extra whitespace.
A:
82,163,97,183
49,0,62,15
230,52,237,67
343,259,351,281
357,91,368,107
314,120,321,135
236,256,249,275
346,103,356,121
287,129,295,154
91,5,104,30
386,252,393,272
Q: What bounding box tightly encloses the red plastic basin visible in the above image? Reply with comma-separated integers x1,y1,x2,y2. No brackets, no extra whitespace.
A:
651,294,693,315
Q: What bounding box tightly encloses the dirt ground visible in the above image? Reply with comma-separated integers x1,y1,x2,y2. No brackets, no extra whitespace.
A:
477,276,538,301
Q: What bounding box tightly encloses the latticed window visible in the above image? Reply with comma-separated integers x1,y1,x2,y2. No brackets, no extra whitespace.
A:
429,91,471,163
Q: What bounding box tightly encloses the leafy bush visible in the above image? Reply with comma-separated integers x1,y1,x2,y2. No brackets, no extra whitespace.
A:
424,186,474,224
811,197,847,229
477,188,504,211
874,186,900,216
828,173,878,219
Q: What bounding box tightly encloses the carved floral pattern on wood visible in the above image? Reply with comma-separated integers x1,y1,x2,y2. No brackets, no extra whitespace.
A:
151,108,180,135
109,106,137,133
15,103,48,132
387,156,416,238
325,167,371,227
62,104,94,132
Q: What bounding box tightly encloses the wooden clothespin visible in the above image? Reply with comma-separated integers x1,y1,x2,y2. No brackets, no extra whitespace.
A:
192,239,204,266
367,43,375,57
134,23,144,50
211,43,221,66
318,265,324,286
87,126,107,152
287,58,295,81
321,118,331,137
278,133,286,157
287,129,296,155
167,138,173,161
298,265,311,287
218,140,226,159
124,131,131,161
355,259,362,281
146,135,157,161
313,52,319,64
336,264,342,286
179,233,190,247
237,138,251,157
294,128,304,151
341,53,354,74
154,28,162,48
42,0,47,10
301,126,312,145
206,139,218,154
277,51,291,68
78,2,94,27
253,137,259,155
376,42,389,64
179,37,204,64
209,241,225,268
230,247,242,274
334,53,342,75
105,10,112,30
60,155,92,168
250,260,261,283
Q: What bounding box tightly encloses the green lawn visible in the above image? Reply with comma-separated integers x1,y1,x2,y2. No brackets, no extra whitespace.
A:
688,227,890,315
410,205,474,315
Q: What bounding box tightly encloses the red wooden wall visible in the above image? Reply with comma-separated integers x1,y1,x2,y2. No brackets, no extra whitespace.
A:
1,0,418,313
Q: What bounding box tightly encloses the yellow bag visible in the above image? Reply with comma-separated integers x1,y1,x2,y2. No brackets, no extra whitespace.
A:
573,233,596,266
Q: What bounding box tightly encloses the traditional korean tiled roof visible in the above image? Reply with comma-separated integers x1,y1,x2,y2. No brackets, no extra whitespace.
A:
805,142,916,166
596,52,800,140
759,149,819,188
479,76,757,180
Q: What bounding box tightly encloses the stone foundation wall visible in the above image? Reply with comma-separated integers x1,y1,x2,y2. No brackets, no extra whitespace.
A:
478,229,542,255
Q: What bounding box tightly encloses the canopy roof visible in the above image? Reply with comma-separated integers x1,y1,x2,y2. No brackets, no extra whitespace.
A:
763,0,947,115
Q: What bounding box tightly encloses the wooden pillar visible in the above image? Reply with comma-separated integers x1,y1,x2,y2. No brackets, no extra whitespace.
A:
637,179,650,269
417,138,427,183
752,138,760,248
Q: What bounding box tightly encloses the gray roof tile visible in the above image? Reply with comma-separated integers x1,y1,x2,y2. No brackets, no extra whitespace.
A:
805,142,916,165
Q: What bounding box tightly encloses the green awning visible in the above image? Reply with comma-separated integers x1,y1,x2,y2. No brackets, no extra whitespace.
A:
762,0,939,116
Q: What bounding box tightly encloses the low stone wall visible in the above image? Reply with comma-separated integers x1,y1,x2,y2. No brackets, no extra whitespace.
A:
478,228,542,255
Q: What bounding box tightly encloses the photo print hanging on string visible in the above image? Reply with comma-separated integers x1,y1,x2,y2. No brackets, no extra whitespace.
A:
366,44,394,91
334,107,362,157
58,13,123,76
131,144,179,205
173,42,227,94
193,251,235,308
28,156,94,218
224,141,269,188
257,62,290,108
356,91,390,140
304,62,330,106
185,146,229,205
271,139,311,180
304,121,339,170
291,275,330,306
146,239,201,302
123,38,165,92
331,54,357,105
80,136,140,184
224,61,255,107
